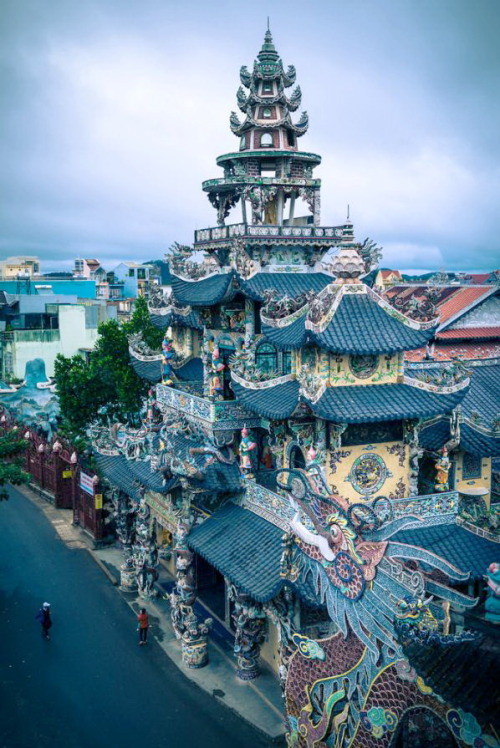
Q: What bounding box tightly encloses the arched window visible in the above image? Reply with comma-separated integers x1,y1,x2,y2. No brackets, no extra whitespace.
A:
255,342,277,376
262,107,272,119
260,132,273,148
290,445,306,470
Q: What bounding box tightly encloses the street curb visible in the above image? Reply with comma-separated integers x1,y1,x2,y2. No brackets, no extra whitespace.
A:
85,548,119,586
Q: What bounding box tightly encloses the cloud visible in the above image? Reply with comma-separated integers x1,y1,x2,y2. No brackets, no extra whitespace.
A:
0,0,498,273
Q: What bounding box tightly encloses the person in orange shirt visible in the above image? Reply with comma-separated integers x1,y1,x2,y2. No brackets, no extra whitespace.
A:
137,608,149,645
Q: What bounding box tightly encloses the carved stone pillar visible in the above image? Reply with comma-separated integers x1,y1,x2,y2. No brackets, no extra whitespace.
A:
313,188,321,226
404,420,423,498
229,585,267,680
170,509,212,668
244,298,254,345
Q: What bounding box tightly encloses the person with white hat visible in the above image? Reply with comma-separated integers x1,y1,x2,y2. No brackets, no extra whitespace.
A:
35,602,52,639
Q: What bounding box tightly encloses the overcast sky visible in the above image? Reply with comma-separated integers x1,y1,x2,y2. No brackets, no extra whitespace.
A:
1,0,499,273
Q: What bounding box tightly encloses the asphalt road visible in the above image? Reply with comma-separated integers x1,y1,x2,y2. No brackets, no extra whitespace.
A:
0,486,274,748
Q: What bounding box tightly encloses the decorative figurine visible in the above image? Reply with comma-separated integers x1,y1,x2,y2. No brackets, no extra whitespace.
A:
161,334,175,385
239,425,257,476
434,447,450,492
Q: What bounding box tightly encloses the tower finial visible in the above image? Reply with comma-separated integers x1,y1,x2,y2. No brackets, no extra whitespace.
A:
347,204,350,221
267,16,270,31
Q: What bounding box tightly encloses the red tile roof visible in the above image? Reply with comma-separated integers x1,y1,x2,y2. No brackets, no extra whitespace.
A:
405,342,500,362
437,327,500,340
437,286,494,325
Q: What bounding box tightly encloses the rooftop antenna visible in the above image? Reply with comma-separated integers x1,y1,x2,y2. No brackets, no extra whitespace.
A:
347,204,350,221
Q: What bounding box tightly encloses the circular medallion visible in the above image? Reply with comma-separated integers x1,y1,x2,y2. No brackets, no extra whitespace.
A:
349,453,388,495
349,354,378,379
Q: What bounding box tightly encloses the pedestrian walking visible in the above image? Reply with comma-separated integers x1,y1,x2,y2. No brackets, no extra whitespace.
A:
137,607,149,645
35,602,52,639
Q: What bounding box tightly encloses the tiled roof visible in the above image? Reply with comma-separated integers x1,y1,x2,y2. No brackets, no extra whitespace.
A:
130,356,161,382
169,433,242,494
262,315,307,349
308,382,467,423
174,357,203,381
239,272,332,301
231,378,300,419
171,272,235,307
393,522,500,579
437,286,495,327
187,503,291,602
460,423,500,457
400,631,500,729
94,453,176,498
461,362,500,429
419,419,451,450
310,294,435,354
405,342,500,362
150,308,203,330
437,327,500,340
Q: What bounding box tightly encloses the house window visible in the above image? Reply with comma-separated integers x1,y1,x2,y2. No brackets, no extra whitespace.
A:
260,133,273,148
137,268,146,280
462,452,482,479
255,342,278,376
128,268,135,277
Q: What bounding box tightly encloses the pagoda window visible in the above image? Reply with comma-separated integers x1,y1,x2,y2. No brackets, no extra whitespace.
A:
282,350,292,375
240,135,247,151
262,81,273,94
256,342,278,376
260,133,273,148
287,131,296,147
462,452,482,479
261,106,273,119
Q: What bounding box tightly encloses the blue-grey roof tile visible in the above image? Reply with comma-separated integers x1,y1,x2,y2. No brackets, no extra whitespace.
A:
239,272,332,301
262,315,307,350
171,272,235,307
311,294,436,354
174,357,203,381
420,419,451,450
187,503,291,602
309,383,467,423
130,356,161,382
461,362,500,430
394,522,499,579
231,379,300,419
460,423,500,457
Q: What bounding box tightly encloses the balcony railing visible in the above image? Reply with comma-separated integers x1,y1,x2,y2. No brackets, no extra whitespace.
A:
194,222,345,245
155,383,261,429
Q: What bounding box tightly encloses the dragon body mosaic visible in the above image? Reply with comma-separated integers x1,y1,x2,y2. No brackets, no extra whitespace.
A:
277,469,497,748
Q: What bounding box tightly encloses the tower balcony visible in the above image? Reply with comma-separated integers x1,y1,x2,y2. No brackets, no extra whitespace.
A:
155,382,261,432
194,222,345,251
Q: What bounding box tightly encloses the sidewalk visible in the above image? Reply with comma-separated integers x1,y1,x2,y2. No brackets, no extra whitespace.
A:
20,484,286,744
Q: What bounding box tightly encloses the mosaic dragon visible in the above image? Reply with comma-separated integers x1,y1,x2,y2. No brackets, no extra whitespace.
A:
276,469,496,748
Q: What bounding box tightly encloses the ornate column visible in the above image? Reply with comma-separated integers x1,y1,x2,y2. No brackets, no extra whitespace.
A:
404,420,423,498
170,503,212,668
313,188,321,226
229,584,267,680
132,487,159,598
244,298,254,345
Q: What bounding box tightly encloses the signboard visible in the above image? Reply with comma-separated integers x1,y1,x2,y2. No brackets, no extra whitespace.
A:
94,494,103,510
62,470,73,479
80,471,94,496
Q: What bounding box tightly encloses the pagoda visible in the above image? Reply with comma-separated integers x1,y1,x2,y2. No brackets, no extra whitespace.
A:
94,29,500,747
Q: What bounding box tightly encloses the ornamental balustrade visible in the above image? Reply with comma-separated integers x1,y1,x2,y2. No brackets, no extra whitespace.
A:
390,490,459,524
155,383,261,430
195,222,344,245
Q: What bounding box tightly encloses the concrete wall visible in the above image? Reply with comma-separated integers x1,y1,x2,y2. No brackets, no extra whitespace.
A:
8,305,99,378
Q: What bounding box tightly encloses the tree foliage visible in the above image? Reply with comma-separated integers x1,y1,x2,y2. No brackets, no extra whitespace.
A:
0,428,29,500
54,318,148,439
125,295,164,350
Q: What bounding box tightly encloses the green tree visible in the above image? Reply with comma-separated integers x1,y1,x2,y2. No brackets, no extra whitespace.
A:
54,319,148,439
125,295,164,350
0,427,29,500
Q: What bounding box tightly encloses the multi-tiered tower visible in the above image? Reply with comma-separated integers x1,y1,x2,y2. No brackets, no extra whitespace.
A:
97,29,499,748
